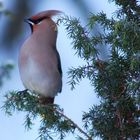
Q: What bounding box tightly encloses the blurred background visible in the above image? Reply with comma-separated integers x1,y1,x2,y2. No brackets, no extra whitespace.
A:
0,0,116,139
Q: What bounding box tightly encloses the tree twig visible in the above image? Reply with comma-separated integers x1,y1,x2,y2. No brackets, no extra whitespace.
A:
54,109,93,140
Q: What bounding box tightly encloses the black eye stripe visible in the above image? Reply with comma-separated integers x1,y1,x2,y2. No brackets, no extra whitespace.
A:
30,17,46,24
35,17,46,24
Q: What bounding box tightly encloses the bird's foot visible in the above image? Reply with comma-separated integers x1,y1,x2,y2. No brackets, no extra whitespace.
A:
17,89,28,94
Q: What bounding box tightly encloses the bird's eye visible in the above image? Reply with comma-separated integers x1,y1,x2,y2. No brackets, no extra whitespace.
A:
35,19,43,24
34,17,46,24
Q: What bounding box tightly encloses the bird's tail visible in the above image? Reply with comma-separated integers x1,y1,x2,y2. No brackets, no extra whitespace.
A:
39,96,54,105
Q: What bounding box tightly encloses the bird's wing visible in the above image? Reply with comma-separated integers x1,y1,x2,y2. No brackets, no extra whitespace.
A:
54,47,62,92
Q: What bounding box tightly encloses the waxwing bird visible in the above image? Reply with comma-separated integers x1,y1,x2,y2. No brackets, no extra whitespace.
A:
19,10,62,104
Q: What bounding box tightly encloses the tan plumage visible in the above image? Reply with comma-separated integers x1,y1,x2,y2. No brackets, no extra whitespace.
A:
19,10,62,104
31,10,62,20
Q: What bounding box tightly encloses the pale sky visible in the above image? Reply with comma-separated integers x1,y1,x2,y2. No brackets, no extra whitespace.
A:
0,0,116,140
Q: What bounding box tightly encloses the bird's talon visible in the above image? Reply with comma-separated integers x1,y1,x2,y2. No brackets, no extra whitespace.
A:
17,89,28,94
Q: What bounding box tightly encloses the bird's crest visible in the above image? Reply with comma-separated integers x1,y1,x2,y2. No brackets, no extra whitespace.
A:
31,10,63,20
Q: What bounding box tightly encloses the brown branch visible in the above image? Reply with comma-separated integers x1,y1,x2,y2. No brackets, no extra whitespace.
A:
55,109,93,140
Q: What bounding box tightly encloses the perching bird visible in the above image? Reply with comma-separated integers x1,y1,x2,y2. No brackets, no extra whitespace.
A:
18,10,62,104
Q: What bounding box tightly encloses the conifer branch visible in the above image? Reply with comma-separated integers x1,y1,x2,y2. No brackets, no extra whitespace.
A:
54,109,93,140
